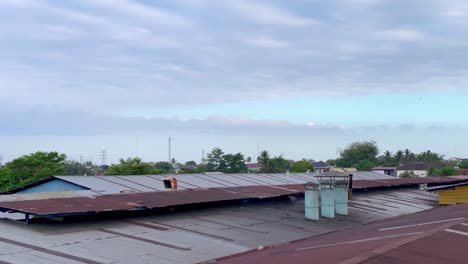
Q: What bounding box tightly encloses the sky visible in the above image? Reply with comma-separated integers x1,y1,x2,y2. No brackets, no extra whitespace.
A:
1,0,468,164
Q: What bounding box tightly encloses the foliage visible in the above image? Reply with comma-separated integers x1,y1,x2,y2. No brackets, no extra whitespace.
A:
205,148,225,172
202,148,247,173
258,150,272,173
375,148,444,167
400,171,417,178
291,160,313,173
64,160,103,176
105,158,161,175
154,161,174,173
337,141,379,168
459,162,468,169
4,151,67,189
356,160,374,171
258,150,291,173
428,165,458,177
222,153,247,173
416,150,444,162
0,167,13,192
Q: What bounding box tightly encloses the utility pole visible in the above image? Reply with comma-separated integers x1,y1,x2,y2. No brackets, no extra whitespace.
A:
0,154,3,166
99,149,107,166
168,137,172,163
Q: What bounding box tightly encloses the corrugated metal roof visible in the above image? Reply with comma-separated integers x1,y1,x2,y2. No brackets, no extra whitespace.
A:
0,185,304,216
1,176,464,218
0,189,438,264
52,172,394,195
212,201,468,264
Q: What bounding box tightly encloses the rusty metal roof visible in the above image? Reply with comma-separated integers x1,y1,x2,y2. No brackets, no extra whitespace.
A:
0,185,304,216
0,188,439,264
1,177,466,218
3,171,396,195
210,202,468,264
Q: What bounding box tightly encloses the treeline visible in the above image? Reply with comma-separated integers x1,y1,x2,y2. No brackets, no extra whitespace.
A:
1,142,464,191
328,141,462,177
0,148,311,191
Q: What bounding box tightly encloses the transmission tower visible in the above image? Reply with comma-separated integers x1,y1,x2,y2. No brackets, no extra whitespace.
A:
99,149,108,166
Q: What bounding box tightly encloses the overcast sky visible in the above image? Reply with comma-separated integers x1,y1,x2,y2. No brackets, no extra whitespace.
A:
1,0,468,164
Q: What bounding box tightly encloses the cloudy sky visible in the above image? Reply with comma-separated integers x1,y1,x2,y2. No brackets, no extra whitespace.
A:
1,0,468,164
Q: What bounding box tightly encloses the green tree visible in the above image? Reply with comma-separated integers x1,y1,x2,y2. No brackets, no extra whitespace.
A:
0,167,13,192
428,165,458,177
5,151,67,188
394,150,404,165
416,150,444,162
357,160,374,171
291,160,313,173
205,148,225,172
338,141,379,167
458,162,468,169
64,160,103,176
403,149,415,162
222,153,247,173
378,151,396,166
258,150,272,173
269,156,291,173
105,158,161,175
154,161,174,173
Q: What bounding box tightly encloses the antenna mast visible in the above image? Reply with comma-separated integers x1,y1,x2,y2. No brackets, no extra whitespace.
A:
168,137,172,163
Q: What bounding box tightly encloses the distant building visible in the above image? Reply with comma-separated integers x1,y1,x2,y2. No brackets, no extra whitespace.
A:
396,161,442,178
331,167,357,173
447,157,468,163
246,163,260,172
372,166,397,177
312,161,330,173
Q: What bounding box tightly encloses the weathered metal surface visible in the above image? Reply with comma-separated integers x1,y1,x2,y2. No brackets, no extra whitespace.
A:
0,177,464,217
4,172,395,195
0,189,439,264
212,201,468,264
0,185,303,216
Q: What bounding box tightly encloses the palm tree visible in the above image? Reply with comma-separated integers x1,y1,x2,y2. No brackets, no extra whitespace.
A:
404,149,414,162
394,150,404,165
258,151,271,173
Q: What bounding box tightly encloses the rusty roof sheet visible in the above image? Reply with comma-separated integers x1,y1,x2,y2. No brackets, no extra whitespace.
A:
211,202,468,264
0,185,304,216
0,189,439,264
1,177,466,217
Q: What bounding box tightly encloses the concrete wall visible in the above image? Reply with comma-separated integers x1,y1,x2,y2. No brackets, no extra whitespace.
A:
17,179,87,194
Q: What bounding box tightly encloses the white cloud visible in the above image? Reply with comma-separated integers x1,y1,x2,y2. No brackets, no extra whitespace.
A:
380,29,426,41
226,1,317,27
244,37,289,48
82,0,190,26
